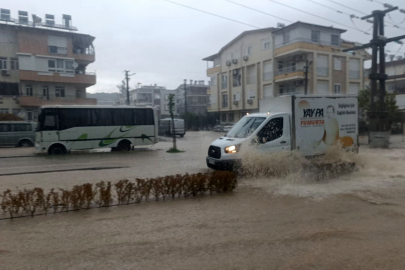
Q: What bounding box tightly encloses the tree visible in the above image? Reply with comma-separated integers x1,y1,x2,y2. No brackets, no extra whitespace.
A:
358,87,400,127
168,94,178,152
117,80,126,98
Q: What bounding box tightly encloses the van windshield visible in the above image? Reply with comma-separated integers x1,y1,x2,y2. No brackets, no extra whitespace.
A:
225,117,266,138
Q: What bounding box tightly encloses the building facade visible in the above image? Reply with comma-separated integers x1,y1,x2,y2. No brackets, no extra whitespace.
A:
0,11,96,121
203,22,368,124
129,84,177,119
176,80,209,115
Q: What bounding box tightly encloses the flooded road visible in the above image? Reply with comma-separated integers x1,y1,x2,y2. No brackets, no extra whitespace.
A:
1,132,405,269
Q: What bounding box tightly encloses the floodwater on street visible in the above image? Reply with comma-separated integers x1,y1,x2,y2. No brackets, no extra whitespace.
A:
2,132,405,269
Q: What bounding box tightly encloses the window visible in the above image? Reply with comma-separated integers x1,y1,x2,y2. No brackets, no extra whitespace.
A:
65,61,74,73
221,73,228,89
257,117,283,144
55,86,65,97
13,124,32,132
263,60,273,81
222,93,228,108
27,111,33,122
246,46,253,55
48,36,67,55
0,124,10,132
228,113,234,122
349,59,360,79
233,92,241,101
43,115,56,129
221,113,227,122
26,85,33,96
247,90,256,99
0,109,9,114
334,84,341,94
0,57,7,70
349,83,359,95
232,69,241,87
263,84,273,98
164,94,168,101
283,32,290,44
334,57,342,71
317,55,328,77
48,59,72,73
246,65,256,85
261,38,270,50
76,90,81,98
43,86,49,98
331,35,339,46
278,61,283,70
10,58,18,70
165,104,169,111
317,81,329,95
49,46,58,54
311,30,320,43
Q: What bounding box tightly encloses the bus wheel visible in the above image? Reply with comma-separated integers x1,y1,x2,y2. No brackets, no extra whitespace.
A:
118,140,131,152
48,144,67,155
19,139,33,147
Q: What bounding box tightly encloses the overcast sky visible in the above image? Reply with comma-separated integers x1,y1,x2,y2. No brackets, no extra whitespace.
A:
5,0,405,93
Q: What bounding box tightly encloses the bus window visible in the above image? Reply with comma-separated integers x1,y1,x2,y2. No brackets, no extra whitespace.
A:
43,115,57,131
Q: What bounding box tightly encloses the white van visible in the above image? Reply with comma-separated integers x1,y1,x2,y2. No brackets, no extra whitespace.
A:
159,118,185,137
207,95,358,170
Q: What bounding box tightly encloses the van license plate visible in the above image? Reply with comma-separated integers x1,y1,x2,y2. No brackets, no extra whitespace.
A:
208,159,215,165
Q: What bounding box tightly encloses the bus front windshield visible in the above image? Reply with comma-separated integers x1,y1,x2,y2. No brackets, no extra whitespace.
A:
225,117,266,138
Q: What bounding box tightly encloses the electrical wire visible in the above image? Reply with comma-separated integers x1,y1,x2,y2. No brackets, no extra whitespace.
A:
267,0,370,35
306,0,360,18
326,0,367,15
225,0,293,23
161,0,261,29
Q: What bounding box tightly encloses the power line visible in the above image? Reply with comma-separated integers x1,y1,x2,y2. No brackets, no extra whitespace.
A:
161,0,261,29
267,0,370,35
306,0,360,18
325,0,367,15
226,0,293,23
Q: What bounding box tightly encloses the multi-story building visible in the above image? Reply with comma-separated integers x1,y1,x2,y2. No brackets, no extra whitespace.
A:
176,80,209,115
129,84,177,118
160,89,177,118
0,10,96,121
203,22,368,124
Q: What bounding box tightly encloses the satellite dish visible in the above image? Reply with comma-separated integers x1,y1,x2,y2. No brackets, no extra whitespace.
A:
72,62,79,69
18,112,26,118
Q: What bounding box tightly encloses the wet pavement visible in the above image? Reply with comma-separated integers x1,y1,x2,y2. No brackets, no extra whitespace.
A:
1,132,405,269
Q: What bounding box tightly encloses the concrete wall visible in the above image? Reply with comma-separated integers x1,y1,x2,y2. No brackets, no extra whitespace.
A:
0,28,19,83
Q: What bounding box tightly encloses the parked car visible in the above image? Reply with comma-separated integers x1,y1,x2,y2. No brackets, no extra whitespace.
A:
223,125,234,133
213,125,224,132
159,118,186,137
0,121,37,147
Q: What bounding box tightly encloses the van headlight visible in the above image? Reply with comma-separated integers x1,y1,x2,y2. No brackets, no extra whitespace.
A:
225,144,240,154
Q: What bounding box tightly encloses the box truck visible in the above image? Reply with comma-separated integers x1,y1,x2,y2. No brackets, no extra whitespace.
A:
206,95,358,170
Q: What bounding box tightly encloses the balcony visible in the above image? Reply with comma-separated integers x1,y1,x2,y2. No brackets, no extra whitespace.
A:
274,67,304,82
73,49,96,63
275,37,341,57
19,96,97,107
207,65,221,75
19,70,96,85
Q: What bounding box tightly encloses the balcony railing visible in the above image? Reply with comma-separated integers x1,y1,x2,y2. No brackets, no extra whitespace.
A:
246,75,256,85
222,102,228,108
275,37,341,49
349,70,360,79
263,72,273,81
19,96,96,107
275,66,303,76
317,67,329,77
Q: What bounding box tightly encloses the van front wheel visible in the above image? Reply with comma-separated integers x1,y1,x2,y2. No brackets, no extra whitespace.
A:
19,139,33,147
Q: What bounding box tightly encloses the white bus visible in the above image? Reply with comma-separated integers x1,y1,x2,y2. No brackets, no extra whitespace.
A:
35,105,158,154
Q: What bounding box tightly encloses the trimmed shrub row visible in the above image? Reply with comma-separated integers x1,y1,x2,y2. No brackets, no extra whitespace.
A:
0,171,237,219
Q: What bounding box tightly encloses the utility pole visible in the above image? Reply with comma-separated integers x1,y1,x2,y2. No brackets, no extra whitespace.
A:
343,6,405,148
183,79,188,115
124,71,136,105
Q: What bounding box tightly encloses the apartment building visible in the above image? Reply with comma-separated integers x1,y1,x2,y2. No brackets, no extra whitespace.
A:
129,84,177,118
0,10,96,121
176,80,209,115
203,22,368,124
